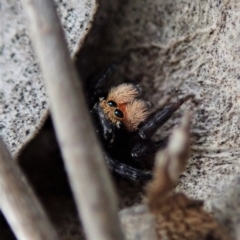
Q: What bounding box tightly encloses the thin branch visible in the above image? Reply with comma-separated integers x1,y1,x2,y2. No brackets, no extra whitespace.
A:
0,138,59,240
147,112,191,212
19,1,124,240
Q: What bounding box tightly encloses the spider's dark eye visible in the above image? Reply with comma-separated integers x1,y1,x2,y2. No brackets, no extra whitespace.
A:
114,109,124,118
107,100,117,107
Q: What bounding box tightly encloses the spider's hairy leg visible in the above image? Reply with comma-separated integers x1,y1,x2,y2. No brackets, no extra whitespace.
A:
87,63,117,95
131,138,168,162
94,63,117,90
104,153,152,181
138,95,194,139
86,63,118,107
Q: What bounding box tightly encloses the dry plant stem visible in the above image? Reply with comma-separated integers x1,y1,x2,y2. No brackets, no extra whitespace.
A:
0,138,59,240
19,1,124,240
147,112,191,211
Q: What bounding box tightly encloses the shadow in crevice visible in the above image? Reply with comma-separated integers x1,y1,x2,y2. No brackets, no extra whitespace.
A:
18,117,83,239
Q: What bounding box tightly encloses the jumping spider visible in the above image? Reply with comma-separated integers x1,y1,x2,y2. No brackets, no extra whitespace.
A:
85,64,192,181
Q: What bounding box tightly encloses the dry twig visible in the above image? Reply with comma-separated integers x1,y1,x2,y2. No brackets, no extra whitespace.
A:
19,0,124,240
147,112,191,211
0,138,59,240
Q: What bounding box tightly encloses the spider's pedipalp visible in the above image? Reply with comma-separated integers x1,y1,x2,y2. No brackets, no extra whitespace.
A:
92,102,118,143
138,95,194,139
123,100,149,131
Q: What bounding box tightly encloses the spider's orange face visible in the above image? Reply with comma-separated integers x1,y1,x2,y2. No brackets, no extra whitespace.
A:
99,83,149,131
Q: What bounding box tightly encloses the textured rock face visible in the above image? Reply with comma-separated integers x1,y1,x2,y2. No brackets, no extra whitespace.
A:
0,0,97,156
102,0,240,199
2,0,240,239
77,0,240,236
4,0,240,203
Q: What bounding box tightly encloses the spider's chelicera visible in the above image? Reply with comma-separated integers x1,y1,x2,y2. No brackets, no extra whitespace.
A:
85,65,192,181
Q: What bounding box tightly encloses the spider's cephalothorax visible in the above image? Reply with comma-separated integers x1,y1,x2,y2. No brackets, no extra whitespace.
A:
86,65,192,181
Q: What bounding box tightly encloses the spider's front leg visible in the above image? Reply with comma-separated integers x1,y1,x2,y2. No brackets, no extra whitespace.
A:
131,138,168,163
86,63,118,107
130,95,193,162
104,153,152,181
87,63,117,94
138,95,194,139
